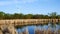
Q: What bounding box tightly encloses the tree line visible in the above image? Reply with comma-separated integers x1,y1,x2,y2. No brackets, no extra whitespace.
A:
0,11,60,19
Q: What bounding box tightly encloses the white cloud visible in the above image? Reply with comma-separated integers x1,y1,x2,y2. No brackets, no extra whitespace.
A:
13,0,38,4
14,0,18,3
21,0,38,3
0,0,38,6
0,1,15,6
39,0,50,2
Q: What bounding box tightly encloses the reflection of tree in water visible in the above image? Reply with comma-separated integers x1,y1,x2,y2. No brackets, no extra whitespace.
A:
2,28,10,34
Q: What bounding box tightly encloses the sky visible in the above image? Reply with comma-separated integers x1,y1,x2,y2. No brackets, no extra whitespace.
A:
0,0,60,15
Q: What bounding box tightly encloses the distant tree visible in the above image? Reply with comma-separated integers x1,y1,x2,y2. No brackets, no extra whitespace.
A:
43,15,49,19
12,13,24,19
23,14,33,19
4,13,13,19
0,11,5,19
33,14,39,19
57,15,60,19
48,12,57,18
0,11,60,19
19,13,24,19
13,13,20,19
33,14,45,19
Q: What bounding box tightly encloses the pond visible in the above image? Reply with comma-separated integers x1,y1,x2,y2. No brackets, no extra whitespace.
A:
16,22,60,34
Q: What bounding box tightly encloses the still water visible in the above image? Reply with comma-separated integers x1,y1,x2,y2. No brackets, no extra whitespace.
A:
17,23,60,34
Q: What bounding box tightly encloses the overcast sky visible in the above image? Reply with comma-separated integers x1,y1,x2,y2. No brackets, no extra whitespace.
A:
0,0,60,15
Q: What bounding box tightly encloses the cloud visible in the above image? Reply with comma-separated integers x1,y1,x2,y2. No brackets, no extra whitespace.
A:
13,0,38,4
20,0,38,3
39,0,50,2
0,1,15,6
0,0,38,6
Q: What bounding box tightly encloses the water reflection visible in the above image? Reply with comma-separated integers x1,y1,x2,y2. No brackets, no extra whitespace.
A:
16,22,60,34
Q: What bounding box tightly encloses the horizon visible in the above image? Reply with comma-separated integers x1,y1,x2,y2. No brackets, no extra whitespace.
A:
0,0,60,15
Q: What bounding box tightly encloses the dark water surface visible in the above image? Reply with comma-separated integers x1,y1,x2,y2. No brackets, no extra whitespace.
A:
17,23,60,34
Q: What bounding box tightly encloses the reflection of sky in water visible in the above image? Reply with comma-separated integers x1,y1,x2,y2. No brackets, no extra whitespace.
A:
17,28,21,34
56,25,60,30
17,23,60,34
43,25,48,30
27,26,35,34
